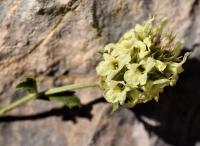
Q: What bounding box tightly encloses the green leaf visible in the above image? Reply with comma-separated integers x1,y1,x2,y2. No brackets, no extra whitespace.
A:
16,77,37,93
49,95,81,108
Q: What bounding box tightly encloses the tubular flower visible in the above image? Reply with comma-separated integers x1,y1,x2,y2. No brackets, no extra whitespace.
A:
96,17,189,111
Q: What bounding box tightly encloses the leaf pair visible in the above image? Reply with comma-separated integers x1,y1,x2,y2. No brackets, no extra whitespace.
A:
16,77,81,108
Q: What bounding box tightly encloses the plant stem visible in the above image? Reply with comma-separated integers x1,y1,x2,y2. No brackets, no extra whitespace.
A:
0,93,38,116
45,82,98,95
0,82,98,116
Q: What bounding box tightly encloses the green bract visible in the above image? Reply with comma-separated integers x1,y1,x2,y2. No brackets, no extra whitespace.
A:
96,17,189,111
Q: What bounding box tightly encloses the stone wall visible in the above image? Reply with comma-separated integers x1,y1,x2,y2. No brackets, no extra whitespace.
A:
0,0,200,146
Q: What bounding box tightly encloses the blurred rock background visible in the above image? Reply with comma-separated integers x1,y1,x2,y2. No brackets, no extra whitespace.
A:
0,0,200,146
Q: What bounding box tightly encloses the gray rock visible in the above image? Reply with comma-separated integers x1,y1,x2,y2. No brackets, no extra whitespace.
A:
0,0,200,146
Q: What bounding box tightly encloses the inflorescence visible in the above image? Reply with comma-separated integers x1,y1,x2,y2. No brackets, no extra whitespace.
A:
96,17,189,111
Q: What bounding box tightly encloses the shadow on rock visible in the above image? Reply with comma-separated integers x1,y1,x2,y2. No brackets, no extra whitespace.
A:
0,98,105,123
132,57,200,146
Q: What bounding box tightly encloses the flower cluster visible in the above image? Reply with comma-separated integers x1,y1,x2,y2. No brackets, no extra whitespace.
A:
96,17,189,110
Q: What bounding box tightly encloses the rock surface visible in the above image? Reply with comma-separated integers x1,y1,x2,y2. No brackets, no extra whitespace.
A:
0,0,200,146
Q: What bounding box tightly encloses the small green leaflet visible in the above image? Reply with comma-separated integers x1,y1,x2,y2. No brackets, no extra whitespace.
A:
49,95,81,108
16,77,38,93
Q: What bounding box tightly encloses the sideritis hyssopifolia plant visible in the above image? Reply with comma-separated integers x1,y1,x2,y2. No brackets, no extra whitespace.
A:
0,17,189,116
